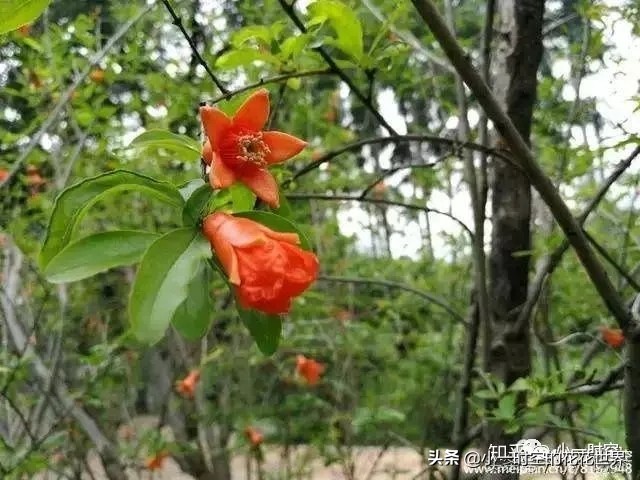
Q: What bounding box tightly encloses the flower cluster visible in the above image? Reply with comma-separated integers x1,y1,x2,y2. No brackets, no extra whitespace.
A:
199,89,318,316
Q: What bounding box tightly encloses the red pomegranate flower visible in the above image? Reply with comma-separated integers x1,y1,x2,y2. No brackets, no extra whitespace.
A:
600,326,625,349
145,451,169,470
244,426,264,447
175,369,201,399
202,212,319,315
200,89,307,207
296,354,325,386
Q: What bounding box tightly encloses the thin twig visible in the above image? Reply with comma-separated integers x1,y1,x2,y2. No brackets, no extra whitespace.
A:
513,144,640,333
317,275,467,325
410,0,632,330
477,0,494,377
287,192,474,239
209,69,334,104
277,0,397,135
359,159,447,198
584,230,640,292
159,0,228,94
289,134,515,184
0,4,154,189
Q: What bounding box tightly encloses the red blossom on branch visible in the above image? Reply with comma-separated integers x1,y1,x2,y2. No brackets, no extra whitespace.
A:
200,89,307,207
296,354,325,386
175,369,201,398
202,212,318,315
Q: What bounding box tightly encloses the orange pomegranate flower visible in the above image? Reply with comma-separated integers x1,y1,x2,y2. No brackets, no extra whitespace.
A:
244,426,264,447
175,369,200,398
0,169,8,182
202,212,319,315
89,68,105,83
600,326,625,349
199,89,307,207
145,451,169,471
296,354,325,386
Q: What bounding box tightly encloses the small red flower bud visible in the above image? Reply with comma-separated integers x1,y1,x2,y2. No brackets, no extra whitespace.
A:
145,451,169,470
175,369,201,398
296,354,325,386
600,326,624,349
244,426,264,447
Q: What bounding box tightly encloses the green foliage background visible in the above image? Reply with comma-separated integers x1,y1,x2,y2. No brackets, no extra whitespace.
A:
0,0,638,476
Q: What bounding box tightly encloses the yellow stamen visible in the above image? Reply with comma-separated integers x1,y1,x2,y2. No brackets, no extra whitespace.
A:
236,132,270,167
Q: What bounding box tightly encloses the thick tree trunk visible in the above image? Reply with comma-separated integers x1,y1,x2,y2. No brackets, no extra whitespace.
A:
487,0,544,454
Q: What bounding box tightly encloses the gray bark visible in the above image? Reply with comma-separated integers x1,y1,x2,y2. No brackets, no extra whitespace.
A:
487,0,545,453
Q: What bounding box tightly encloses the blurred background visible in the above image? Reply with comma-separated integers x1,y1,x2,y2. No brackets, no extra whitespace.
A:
0,0,638,478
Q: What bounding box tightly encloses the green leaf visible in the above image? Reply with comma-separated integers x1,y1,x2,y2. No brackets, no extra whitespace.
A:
230,183,256,211
309,0,364,62
286,77,302,90
183,184,213,226
21,36,42,51
44,231,159,284
215,48,280,69
496,395,516,420
279,34,311,60
128,129,201,162
129,229,210,344
179,178,206,201
39,170,184,270
234,211,312,250
231,25,273,46
510,378,530,392
172,262,213,340
271,190,294,219
0,0,51,34
237,304,282,355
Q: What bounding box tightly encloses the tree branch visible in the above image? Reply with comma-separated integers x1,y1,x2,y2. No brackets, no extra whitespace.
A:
276,0,397,135
287,192,474,239
0,4,154,190
359,159,446,198
0,241,126,480
585,230,640,293
208,69,334,104
513,144,640,333
409,0,632,331
317,275,467,325
159,0,228,94
289,134,515,183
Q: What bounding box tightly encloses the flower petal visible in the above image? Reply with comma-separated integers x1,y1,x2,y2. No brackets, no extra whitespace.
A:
217,217,268,248
263,131,307,164
236,284,292,314
202,139,213,165
204,212,267,248
209,152,236,189
233,89,270,131
237,167,279,207
200,106,231,148
202,214,241,285
254,223,301,245
212,234,241,285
